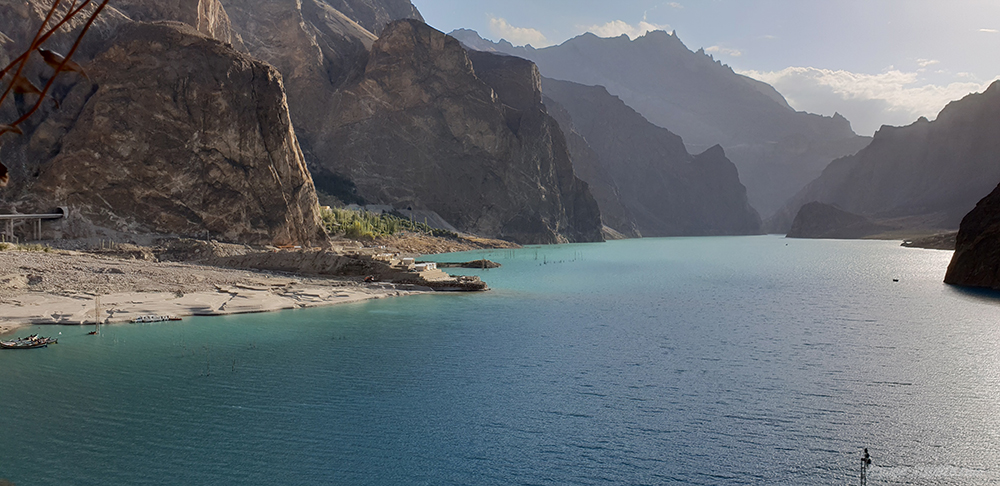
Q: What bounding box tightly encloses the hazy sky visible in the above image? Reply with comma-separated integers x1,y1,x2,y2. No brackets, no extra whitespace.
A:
411,0,1000,135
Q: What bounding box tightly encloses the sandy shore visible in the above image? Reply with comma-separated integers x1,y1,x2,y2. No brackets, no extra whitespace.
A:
0,249,427,336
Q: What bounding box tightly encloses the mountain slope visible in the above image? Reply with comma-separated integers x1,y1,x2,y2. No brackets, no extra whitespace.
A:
309,20,603,243
773,81,1000,234
542,78,761,236
0,20,328,246
449,29,871,217
945,182,1000,289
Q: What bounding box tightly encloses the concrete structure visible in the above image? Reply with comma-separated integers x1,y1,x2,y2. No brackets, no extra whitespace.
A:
0,208,66,242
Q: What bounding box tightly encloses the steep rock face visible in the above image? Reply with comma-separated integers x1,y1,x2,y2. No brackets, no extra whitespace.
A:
786,202,891,239
315,20,603,243
544,99,637,237
450,29,871,217
774,82,1000,234
111,0,244,48
321,0,422,34
542,78,761,236
945,183,1000,289
2,22,327,246
219,0,381,197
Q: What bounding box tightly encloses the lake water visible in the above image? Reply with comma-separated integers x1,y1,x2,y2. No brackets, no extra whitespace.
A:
2,236,999,485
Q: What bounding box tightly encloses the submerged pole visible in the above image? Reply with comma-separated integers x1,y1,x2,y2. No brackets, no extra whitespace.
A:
860,448,871,486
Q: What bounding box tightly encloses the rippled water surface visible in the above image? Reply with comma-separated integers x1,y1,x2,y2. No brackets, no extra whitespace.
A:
2,236,1000,485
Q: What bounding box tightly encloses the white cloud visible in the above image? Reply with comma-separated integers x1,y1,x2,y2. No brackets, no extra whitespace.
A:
739,66,999,135
980,28,999,33
667,2,684,8
584,20,670,40
705,45,742,57
488,17,549,47
916,58,939,68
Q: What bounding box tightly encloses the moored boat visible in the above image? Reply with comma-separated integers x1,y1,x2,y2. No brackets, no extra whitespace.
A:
1,334,57,349
130,315,181,323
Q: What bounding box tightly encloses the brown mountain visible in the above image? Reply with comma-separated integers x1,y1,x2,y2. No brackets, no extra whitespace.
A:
541,78,761,237
311,20,603,243
0,10,327,246
772,81,1000,235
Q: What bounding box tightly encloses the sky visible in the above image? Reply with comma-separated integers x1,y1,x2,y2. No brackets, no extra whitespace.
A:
410,0,1000,135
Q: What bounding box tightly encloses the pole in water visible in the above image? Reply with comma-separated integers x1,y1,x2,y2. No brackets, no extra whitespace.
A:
860,448,872,486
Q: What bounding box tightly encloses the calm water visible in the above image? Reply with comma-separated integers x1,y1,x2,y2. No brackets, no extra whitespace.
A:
2,236,1000,485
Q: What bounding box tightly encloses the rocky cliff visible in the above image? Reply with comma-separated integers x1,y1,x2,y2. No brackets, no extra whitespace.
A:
0,20,328,246
111,0,244,48
542,78,761,236
945,183,1000,289
450,29,871,218
312,20,603,243
773,81,1000,234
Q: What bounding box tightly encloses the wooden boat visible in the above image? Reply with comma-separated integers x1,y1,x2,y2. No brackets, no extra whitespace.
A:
1,334,57,349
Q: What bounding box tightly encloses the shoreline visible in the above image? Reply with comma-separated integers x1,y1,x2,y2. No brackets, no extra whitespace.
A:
0,249,432,337
0,285,427,337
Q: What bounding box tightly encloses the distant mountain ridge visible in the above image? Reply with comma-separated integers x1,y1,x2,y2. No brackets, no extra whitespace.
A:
449,29,872,217
772,81,1000,234
542,78,761,237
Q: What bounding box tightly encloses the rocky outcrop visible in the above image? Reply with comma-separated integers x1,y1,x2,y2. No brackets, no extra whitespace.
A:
542,78,761,236
945,183,1000,289
450,29,871,218
314,20,603,243
111,0,244,48
320,0,422,34
786,202,891,239
1,22,328,247
773,81,1000,234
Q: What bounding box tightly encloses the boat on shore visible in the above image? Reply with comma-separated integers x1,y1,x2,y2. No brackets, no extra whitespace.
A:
130,315,182,323
1,334,58,349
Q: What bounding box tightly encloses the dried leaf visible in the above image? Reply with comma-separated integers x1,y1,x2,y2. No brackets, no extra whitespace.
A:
11,76,42,96
39,48,87,78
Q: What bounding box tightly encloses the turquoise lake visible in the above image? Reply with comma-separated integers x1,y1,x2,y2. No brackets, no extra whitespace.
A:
2,236,1000,485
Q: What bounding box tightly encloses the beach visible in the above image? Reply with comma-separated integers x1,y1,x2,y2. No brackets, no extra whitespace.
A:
0,249,427,336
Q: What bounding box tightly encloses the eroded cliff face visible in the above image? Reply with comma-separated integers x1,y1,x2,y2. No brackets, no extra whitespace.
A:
773,81,1000,234
542,78,761,237
111,0,244,48
320,0,422,34
944,183,1000,289
1,22,328,246
315,20,603,243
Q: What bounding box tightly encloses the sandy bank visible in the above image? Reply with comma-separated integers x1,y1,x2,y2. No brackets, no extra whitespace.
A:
0,250,427,336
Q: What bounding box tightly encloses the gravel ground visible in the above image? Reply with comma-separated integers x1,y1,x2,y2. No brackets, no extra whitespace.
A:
0,249,362,301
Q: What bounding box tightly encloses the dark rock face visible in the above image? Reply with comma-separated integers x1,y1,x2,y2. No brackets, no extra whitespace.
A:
786,202,891,239
945,183,1000,289
219,0,402,203
774,82,1000,234
1,22,327,246
450,29,871,217
315,20,603,243
542,78,761,236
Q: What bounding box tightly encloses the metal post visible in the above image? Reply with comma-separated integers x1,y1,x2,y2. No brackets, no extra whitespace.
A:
861,448,871,486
